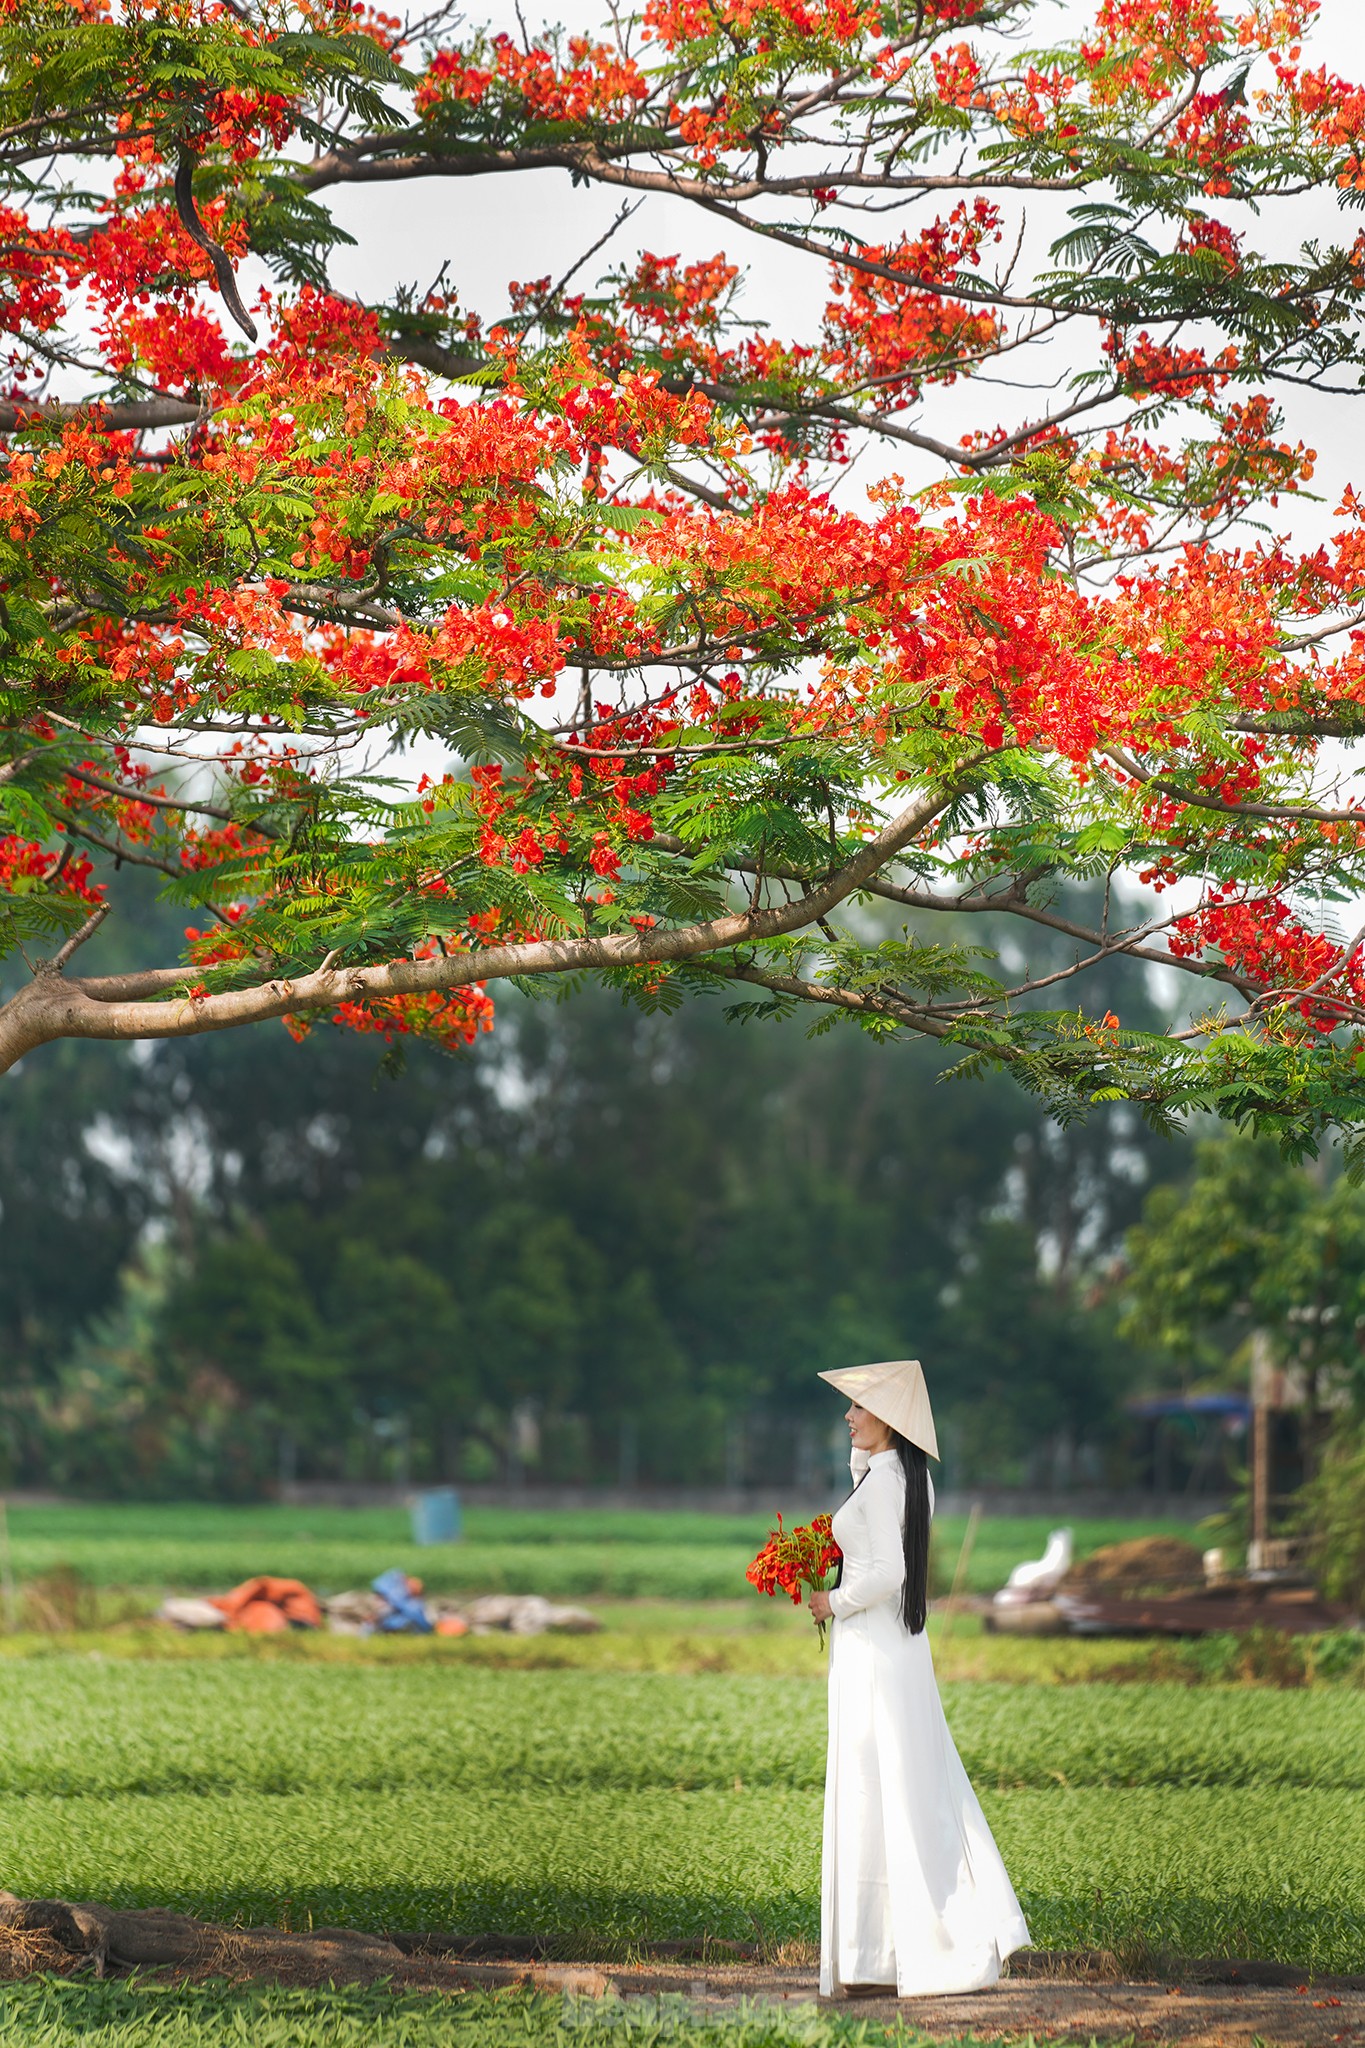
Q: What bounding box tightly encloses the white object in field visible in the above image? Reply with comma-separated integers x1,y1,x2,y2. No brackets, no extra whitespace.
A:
158,1597,226,1631
992,1527,1073,1607
1203,1547,1226,1586
460,1593,602,1635
322,1590,601,1636
821,1451,1030,1996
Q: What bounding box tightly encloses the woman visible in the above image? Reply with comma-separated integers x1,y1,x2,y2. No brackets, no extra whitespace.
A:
808,1357,1029,1999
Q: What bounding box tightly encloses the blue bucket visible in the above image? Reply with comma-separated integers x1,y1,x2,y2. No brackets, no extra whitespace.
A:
410,1487,462,1546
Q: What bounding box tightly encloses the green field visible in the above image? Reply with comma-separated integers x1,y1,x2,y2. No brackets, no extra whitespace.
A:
0,1499,1204,1601
3,1497,1297,1684
0,1498,1359,2024
0,1660,1362,1973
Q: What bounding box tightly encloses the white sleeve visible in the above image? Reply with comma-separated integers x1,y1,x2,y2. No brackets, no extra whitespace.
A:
828,1468,905,1618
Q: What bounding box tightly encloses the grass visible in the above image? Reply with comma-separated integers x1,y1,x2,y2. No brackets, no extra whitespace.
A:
0,1501,1204,1603
8,1780,1361,1970
0,1661,1362,1972
0,1665,1361,1795
0,1983,991,2048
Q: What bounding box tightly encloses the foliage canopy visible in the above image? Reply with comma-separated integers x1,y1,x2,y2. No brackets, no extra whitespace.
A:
1125,1134,1365,1395
4,0,1365,1148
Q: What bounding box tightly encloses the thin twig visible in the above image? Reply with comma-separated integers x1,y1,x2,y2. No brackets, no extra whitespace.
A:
45,904,108,972
937,1501,981,1657
174,150,257,342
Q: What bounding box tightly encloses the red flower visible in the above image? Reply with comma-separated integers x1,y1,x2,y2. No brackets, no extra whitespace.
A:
746,1510,842,1648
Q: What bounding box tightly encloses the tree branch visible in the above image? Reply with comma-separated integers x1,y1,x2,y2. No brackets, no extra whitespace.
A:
43,904,108,973
64,768,238,823
715,956,955,1038
0,395,207,433
1105,747,1365,827
648,833,1260,1000
0,768,980,1071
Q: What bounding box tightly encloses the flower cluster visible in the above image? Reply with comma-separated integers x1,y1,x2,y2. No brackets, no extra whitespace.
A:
746,1511,842,1646
418,33,648,123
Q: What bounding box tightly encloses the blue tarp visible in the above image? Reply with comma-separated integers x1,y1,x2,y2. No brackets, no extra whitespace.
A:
370,1567,434,1634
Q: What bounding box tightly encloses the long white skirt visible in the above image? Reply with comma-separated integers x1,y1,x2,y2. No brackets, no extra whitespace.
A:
820,1603,1030,1997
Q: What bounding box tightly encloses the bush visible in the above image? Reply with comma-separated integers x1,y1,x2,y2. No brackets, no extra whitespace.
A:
1297,1420,1365,1613
1311,1631,1365,1683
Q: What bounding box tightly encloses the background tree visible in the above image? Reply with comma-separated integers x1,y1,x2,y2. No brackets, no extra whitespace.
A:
1296,1428,1365,1609
0,0,1362,1148
2,867,1183,1493
1124,1136,1365,1401
1124,1132,1365,1591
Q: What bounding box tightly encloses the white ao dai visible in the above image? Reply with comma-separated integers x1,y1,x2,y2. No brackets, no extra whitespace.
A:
820,1447,1030,1997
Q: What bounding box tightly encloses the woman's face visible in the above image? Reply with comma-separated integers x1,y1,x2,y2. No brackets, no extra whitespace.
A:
846,1401,894,1453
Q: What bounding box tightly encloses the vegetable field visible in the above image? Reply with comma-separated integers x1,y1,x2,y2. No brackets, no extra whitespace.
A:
0,1500,1200,1602
0,1662,1361,1974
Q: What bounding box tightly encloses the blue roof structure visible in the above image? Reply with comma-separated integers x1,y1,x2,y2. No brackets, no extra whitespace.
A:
1125,1393,1252,1419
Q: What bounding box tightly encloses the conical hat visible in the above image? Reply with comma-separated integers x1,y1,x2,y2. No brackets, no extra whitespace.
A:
817,1359,939,1460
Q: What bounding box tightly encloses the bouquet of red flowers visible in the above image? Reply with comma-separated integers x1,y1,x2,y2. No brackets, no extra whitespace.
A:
746,1512,843,1649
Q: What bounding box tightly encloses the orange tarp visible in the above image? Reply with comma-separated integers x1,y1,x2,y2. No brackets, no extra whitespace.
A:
207,1576,322,1632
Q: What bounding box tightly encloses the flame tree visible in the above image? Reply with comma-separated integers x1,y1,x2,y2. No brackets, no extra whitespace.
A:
3,0,1365,1154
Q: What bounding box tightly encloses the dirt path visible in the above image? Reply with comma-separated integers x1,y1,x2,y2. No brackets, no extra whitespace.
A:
4,1897,1363,2044
601,1957,1365,2046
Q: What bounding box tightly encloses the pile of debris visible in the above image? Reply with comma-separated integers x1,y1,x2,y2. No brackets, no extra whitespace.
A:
325,1588,600,1638
160,1573,599,1639
986,1533,1354,1638
1058,1536,1207,1599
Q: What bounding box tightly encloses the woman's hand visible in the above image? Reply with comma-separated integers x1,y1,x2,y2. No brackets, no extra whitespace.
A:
809,1589,833,1625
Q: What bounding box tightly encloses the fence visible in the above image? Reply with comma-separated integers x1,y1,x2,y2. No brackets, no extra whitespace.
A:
276,1480,1224,1520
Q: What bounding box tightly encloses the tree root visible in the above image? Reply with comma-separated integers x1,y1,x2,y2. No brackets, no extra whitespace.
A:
0,1894,616,1992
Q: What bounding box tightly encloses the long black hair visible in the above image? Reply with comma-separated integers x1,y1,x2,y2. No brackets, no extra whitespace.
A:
890,1430,931,1634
